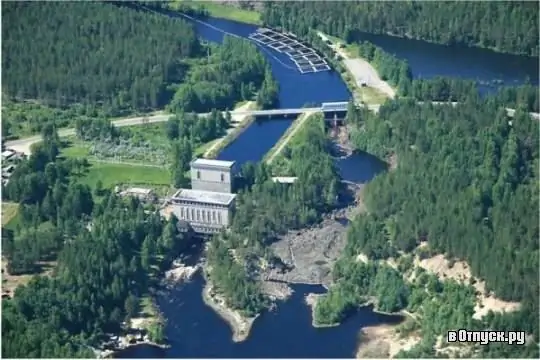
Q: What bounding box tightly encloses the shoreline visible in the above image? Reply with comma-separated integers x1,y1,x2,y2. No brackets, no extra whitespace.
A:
98,261,201,358
264,110,317,164
201,278,259,343
305,292,411,327
304,293,420,358
204,101,257,159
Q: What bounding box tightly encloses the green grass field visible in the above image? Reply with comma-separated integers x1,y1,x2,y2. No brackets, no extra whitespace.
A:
77,162,170,190
171,1,262,25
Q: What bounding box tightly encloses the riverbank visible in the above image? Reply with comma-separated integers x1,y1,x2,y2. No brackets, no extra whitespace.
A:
170,1,262,25
304,293,339,328
264,110,318,164
356,322,421,359
201,276,259,343
317,32,396,103
304,292,419,358
97,260,202,358
204,101,257,158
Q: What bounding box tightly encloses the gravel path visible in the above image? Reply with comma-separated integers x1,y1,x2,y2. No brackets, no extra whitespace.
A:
317,31,396,99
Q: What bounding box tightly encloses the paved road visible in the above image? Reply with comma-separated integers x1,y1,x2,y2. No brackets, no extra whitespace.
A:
5,103,538,156
5,113,172,155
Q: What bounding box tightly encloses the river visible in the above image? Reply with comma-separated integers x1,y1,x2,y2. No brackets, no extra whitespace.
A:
119,11,537,358
117,273,401,358
356,32,539,94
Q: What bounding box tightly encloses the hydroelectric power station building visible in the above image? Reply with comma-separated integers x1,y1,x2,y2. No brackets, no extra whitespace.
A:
162,159,238,234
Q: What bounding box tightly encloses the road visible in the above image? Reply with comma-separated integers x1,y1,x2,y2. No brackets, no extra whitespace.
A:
5,113,171,155
317,31,396,99
5,104,537,156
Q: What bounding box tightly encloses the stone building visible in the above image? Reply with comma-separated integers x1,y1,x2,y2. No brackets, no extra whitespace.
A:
167,188,236,234
162,158,238,234
190,158,237,194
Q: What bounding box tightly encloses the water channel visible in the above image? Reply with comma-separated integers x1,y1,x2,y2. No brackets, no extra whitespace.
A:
120,12,539,358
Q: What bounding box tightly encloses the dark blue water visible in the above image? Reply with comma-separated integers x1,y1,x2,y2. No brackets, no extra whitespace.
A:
117,273,402,358
337,151,388,183
357,32,539,93
120,12,538,359
188,17,351,108
217,118,293,165
180,16,350,165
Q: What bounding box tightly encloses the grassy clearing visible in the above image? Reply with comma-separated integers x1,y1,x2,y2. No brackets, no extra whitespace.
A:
120,123,169,149
2,202,19,226
76,162,170,190
1,257,56,297
264,111,316,164
171,1,262,25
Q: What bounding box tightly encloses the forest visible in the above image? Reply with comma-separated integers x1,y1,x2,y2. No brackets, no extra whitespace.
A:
2,126,192,357
167,36,279,114
315,95,539,358
2,2,200,115
260,1,539,56
1,2,277,139
206,114,341,314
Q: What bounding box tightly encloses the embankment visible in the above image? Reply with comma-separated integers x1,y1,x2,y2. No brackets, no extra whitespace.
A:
264,110,318,164
204,101,257,159
201,274,259,343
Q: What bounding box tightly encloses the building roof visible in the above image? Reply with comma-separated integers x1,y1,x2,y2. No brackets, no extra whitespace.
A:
171,188,236,206
124,187,153,195
272,176,298,184
191,158,235,169
2,150,15,158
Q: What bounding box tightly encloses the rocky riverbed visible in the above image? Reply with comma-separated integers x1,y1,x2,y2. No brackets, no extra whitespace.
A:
263,125,367,286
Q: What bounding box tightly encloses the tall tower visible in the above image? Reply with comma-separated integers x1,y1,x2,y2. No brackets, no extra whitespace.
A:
190,158,237,194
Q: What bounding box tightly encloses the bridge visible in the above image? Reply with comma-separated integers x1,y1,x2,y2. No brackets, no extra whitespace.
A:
228,101,350,118
5,101,538,156
225,101,540,121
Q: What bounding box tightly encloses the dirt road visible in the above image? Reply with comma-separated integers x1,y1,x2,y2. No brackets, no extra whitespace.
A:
317,32,396,99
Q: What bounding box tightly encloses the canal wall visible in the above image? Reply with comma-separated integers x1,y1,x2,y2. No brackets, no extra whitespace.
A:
264,110,319,164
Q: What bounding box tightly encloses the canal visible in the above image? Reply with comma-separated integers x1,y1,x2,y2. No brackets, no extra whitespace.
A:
120,11,538,359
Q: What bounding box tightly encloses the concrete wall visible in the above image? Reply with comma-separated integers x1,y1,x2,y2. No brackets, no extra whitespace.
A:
191,166,233,193
169,201,234,229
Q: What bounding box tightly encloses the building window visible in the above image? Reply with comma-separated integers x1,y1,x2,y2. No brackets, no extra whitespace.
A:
180,207,185,219
185,208,189,220
197,171,201,179
217,212,222,225
220,173,224,182
212,211,217,224
196,210,200,221
202,210,206,223
191,209,195,220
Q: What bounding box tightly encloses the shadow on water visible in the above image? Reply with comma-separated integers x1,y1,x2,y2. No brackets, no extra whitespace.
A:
116,272,403,358
336,150,388,184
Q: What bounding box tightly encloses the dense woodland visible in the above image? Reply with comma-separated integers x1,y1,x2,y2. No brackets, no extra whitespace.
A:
167,37,279,114
2,127,191,357
207,114,341,314
315,96,539,358
260,1,539,56
2,2,200,115
3,1,539,358
1,2,276,139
